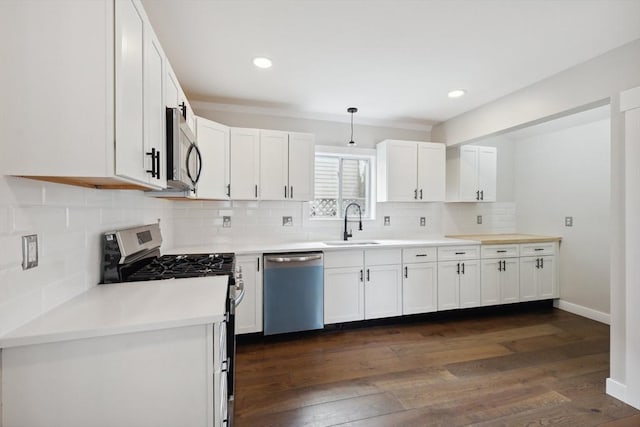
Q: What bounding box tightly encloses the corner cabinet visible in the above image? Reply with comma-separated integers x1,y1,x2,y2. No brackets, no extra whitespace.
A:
377,140,446,202
446,145,497,202
195,117,230,200
235,255,263,334
260,131,315,201
2,0,170,190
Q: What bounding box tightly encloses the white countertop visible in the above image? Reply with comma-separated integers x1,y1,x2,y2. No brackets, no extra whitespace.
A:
0,276,229,349
167,237,480,255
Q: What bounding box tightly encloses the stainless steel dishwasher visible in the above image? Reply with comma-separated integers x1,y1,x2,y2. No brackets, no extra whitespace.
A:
263,252,324,335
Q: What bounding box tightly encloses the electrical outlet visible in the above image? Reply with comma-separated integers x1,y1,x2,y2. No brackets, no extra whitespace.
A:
420,217,426,227
282,216,293,226
565,216,573,227
22,234,38,270
384,216,391,226
477,215,483,225
222,216,232,228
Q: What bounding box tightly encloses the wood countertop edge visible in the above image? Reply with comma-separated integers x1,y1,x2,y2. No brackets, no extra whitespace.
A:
445,234,562,244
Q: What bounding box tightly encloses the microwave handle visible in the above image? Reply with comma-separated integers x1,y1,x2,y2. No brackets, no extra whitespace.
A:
186,143,203,187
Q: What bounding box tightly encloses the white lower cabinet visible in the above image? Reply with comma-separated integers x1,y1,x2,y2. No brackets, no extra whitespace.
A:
235,254,263,334
480,244,520,306
437,246,481,310
2,323,226,427
519,242,558,301
402,247,438,315
324,249,401,324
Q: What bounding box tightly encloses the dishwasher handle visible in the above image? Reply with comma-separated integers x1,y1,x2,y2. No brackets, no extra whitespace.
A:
265,255,323,263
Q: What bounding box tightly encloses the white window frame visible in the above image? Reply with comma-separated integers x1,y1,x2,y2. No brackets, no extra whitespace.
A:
310,145,376,221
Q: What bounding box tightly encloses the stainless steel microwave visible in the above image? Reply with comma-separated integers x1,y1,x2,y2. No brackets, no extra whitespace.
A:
166,107,201,192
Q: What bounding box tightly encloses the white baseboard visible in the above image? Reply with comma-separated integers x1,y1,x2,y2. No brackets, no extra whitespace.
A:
606,378,627,402
553,299,611,324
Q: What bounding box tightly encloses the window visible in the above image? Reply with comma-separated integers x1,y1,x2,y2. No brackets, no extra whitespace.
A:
310,153,373,219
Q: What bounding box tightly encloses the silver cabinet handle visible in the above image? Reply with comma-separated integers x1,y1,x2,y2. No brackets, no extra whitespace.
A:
234,280,245,306
265,255,322,263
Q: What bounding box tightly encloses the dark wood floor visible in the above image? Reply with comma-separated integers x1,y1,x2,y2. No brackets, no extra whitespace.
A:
234,307,640,426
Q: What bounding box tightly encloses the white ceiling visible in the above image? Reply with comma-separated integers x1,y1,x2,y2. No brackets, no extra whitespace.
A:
142,0,640,129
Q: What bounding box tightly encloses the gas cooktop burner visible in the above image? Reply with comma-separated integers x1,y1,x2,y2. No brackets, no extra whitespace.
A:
126,253,235,282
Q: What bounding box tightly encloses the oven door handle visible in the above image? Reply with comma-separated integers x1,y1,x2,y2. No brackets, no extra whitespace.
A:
234,279,245,307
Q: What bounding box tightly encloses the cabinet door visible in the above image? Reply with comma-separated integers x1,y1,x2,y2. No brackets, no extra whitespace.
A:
481,259,501,306
437,261,460,310
235,256,263,334
143,28,166,188
196,117,230,200
230,128,260,200
538,255,557,299
259,130,289,200
459,260,480,308
165,63,180,109
288,133,315,201
501,258,520,303
324,267,364,324
519,257,539,302
417,143,445,201
459,146,479,201
477,146,497,202
386,141,418,201
403,263,437,315
365,264,402,319
114,0,146,185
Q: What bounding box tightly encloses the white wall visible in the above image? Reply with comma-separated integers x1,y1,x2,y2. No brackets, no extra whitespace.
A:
432,39,640,408
514,118,611,316
0,177,175,336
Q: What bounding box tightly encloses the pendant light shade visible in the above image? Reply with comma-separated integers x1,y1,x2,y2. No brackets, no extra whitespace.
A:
347,107,358,145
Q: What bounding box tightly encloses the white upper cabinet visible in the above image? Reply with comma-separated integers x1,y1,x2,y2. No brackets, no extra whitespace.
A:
1,0,191,190
377,140,446,202
259,131,315,201
446,145,497,202
230,128,260,200
259,130,289,200
195,117,230,200
288,132,315,201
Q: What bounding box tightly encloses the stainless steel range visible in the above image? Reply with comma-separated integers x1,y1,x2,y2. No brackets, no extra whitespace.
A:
100,223,242,426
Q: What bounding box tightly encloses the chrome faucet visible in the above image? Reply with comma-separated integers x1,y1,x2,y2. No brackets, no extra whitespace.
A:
343,202,363,241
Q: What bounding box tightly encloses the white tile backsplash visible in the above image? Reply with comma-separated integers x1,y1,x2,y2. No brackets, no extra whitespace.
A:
0,177,174,335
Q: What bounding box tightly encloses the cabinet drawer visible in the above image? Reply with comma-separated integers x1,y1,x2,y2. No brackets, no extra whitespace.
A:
520,242,556,256
437,245,480,261
365,248,402,265
481,244,519,259
403,247,437,264
324,250,363,268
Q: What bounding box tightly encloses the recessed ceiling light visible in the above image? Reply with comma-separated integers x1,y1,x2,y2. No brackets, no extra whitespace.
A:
448,89,466,98
253,57,272,69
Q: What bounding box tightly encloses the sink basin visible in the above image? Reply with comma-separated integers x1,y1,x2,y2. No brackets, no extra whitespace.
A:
323,240,380,246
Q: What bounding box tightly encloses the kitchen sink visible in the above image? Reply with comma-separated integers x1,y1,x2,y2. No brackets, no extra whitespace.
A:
323,240,381,246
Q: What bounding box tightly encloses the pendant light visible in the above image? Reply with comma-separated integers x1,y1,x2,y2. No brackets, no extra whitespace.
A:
347,107,358,145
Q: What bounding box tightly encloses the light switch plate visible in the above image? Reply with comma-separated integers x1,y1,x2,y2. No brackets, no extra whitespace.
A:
420,217,426,227
282,216,293,226
565,216,573,227
477,215,483,225
222,216,232,228
384,216,391,226
22,234,38,270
